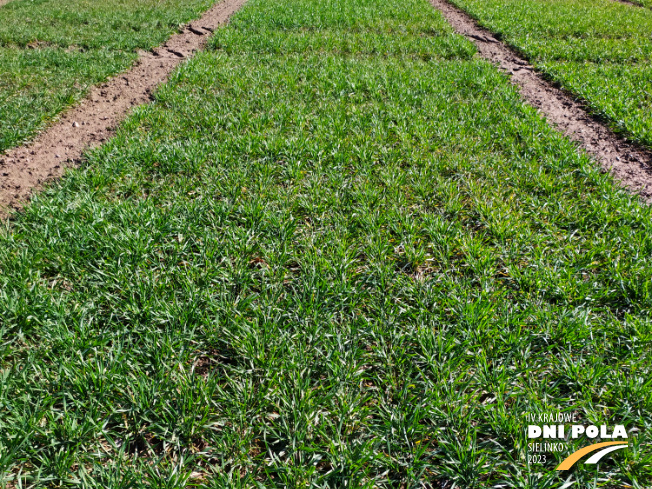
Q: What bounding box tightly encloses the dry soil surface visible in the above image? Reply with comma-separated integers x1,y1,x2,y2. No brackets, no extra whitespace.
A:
431,0,652,202
614,0,649,8
0,0,247,217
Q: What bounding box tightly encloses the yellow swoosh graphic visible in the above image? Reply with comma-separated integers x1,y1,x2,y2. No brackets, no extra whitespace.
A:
556,441,628,470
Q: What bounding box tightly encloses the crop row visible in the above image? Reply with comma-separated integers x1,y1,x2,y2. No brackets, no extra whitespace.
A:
0,0,213,153
450,0,652,147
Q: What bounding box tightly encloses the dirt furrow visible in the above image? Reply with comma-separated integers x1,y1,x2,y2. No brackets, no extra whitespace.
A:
0,0,247,217
612,0,649,8
430,0,652,201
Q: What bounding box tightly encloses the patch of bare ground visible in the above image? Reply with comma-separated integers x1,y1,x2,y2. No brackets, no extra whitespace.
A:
0,0,247,218
430,0,652,202
613,0,649,8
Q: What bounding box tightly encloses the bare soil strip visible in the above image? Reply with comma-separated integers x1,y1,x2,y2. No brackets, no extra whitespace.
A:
431,0,652,201
613,0,648,8
0,0,246,216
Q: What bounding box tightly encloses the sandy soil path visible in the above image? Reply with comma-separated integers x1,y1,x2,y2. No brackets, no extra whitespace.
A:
614,0,649,8
430,0,652,202
0,0,247,217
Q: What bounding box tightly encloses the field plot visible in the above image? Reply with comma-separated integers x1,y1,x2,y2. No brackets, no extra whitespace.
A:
449,0,652,149
1,0,651,487
0,0,213,153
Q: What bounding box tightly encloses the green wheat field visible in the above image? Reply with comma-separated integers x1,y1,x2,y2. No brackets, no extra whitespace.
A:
0,0,650,486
